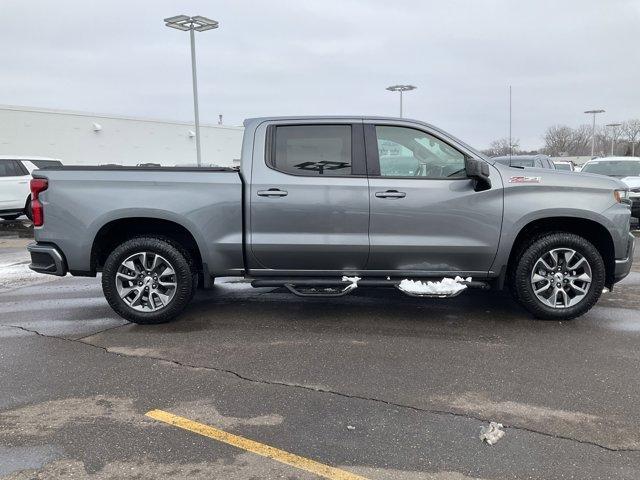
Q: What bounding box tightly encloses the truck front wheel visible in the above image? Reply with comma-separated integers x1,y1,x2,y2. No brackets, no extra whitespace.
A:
512,233,605,320
102,237,196,324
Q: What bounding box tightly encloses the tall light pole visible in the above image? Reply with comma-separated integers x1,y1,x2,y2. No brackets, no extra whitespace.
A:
606,123,622,156
386,85,416,118
164,15,219,167
584,109,605,158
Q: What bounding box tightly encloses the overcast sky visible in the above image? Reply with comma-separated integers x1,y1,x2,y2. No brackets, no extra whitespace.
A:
2,0,639,149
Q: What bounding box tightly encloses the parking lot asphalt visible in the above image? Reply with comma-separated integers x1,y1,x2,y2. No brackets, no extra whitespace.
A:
2,222,640,479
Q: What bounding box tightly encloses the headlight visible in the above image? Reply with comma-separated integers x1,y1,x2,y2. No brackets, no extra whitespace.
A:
614,189,630,203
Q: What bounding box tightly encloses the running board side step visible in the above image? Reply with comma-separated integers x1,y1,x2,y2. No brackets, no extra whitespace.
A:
283,284,354,297
251,278,491,298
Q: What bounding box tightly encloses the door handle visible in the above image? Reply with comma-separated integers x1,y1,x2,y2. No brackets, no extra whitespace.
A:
375,190,406,199
257,188,288,197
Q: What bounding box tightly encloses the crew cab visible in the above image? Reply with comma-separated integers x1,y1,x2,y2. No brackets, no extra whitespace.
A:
26,117,634,323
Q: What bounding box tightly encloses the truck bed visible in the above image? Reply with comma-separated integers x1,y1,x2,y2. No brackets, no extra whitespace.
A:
32,166,245,277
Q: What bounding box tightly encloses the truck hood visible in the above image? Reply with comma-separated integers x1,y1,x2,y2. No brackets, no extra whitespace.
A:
493,163,627,190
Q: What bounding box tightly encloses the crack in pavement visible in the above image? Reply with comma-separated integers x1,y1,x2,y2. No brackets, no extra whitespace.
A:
5,323,639,454
74,322,128,340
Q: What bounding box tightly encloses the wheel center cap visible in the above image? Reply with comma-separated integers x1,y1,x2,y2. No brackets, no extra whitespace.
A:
554,273,564,282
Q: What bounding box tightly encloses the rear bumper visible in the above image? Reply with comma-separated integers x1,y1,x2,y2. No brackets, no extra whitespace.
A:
613,233,635,283
27,242,68,276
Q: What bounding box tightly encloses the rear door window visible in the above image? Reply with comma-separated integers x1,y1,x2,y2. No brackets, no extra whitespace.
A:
271,125,352,176
0,160,25,177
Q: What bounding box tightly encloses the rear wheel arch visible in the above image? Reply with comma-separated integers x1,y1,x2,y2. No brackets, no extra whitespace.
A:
91,217,204,276
506,217,615,288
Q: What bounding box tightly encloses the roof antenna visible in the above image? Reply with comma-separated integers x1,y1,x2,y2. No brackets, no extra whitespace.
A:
509,85,512,159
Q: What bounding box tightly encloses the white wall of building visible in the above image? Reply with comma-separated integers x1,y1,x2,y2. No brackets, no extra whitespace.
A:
0,105,244,167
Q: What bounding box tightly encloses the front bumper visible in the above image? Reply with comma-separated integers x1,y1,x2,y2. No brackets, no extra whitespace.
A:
613,233,635,283
27,242,68,276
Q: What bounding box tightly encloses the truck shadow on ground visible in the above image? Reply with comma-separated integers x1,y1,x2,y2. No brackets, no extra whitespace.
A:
0,218,33,239
159,284,570,338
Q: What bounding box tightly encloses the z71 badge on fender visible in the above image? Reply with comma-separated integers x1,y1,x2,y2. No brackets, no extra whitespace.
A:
509,176,541,183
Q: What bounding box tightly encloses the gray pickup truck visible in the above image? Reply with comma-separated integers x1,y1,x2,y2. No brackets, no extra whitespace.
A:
27,116,634,323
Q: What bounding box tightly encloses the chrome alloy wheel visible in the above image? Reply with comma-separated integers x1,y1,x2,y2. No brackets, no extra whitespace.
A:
530,248,592,309
115,251,177,312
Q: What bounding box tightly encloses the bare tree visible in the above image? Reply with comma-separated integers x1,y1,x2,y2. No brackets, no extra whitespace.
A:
542,125,575,156
485,118,640,158
483,137,520,157
541,124,598,156
570,125,593,156
621,119,640,156
592,125,610,157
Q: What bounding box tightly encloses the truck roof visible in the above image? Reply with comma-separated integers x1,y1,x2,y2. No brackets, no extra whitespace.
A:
243,116,485,159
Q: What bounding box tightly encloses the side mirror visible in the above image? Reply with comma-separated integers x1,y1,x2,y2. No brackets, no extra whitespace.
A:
465,157,491,192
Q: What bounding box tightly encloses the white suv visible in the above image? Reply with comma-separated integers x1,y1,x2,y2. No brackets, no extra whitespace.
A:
0,156,62,221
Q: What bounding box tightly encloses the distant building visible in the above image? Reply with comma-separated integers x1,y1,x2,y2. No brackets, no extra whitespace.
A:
0,105,243,167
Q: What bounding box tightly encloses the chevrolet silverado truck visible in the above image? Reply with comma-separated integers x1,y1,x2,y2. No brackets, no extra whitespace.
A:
26,116,634,323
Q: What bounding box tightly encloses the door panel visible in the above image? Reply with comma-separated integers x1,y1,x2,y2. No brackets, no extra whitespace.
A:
249,122,370,272
368,176,503,273
0,161,29,211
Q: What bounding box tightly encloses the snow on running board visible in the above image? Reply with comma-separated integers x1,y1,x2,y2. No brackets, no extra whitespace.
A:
398,276,471,296
341,276,361,292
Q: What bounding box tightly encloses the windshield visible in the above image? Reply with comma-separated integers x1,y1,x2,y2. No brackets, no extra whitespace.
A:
29,160,63,168
581,161,640,177
494,157,535,167
554,163,572,171
510,159,536,168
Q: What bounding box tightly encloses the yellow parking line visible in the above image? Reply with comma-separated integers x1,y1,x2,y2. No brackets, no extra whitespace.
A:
145,409,369,480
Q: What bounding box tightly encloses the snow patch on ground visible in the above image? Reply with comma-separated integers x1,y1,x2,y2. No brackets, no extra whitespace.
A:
479,421,505,445
0,262,58,292
398,276,470,296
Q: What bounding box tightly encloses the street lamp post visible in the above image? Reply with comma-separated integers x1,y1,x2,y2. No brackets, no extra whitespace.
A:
606,123,622,156
386,85,417,118
584,109,605,158
164,15,219,167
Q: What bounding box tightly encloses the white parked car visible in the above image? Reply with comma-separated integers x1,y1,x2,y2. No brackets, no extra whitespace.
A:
581,157,640,219
0,156,62,221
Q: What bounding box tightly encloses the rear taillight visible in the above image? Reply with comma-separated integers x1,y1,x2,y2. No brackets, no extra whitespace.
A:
30,178,48,227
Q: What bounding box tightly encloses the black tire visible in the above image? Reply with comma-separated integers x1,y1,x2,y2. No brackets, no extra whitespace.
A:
511,232,605,320
25,196,33,221
102,236,195,324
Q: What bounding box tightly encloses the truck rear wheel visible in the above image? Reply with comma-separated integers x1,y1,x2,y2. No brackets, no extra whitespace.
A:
102,237,195,324
511,233,605,320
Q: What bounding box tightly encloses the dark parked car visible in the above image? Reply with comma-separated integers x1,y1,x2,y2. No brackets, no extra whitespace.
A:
493,154,556,169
